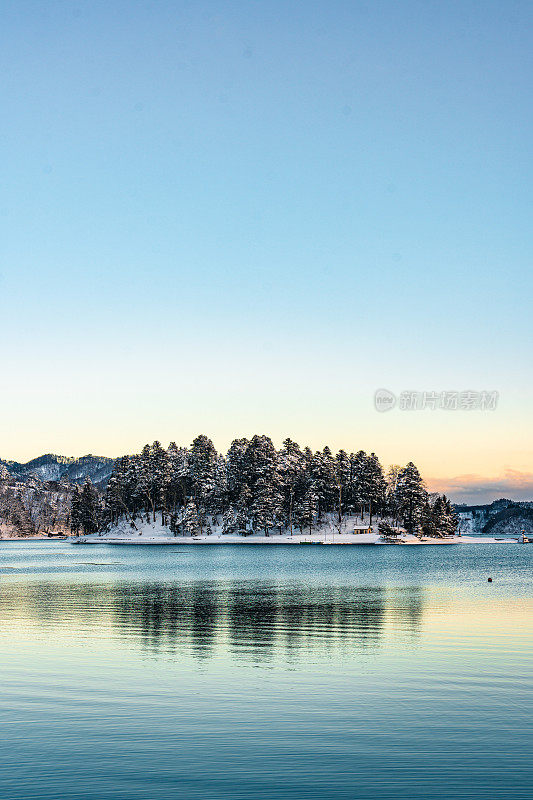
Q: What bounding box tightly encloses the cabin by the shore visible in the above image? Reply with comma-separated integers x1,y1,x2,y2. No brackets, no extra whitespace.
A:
353,525,372,534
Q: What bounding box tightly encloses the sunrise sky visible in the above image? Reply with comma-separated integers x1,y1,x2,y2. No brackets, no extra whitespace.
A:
1,1,532,503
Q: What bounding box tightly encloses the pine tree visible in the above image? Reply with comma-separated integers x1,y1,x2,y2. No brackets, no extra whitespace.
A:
310,448,336,519
226,438,250,504
167,442,190,512
352,450,369,520
278,438,305,535
385,465,402,524
235,485,252,535
189,435,217,508
182,500,200,536
420,499,438,538
222,507,238,535
395,462,427,535
79,480,101,535
150,441,170,523
365,453,386,524
70,485,82,535
295,490,317,536
211,454,228,518
441,496,459,537
333,450,351,524
378,521,401,541
136,444,156,522
106,456,139,528
101,433,436,542
345,453,359,512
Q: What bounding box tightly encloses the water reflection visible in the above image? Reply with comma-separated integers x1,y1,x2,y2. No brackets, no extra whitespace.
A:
0,580,424,663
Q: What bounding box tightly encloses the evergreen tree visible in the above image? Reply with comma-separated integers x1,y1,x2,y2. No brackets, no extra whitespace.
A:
278,438,306,535
251,477,280,535
310,448,336,519
439,495,459,537
189,435,217,504
352,450,369,520
234,485,252,534
295,490,317,535
333,449,351,524
150,441,170,523
105,455,141,529
378,521,401,541
211,454,228,517
136,444,157,522
420,499,438,538
385,465,402,524
182,500,200,536
70,485,82,535
226,438,250,504
167,442,190,511
365,453,386,524
101,433,435,541
222,507,238,535
445,497,459,537
395,462,427,534
79,480,101,535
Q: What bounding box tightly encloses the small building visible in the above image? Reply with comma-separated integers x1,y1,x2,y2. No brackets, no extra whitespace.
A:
353,525,372,535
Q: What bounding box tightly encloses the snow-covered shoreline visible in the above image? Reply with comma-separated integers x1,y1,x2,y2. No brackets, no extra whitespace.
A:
71,516,518,546
72,536,517,545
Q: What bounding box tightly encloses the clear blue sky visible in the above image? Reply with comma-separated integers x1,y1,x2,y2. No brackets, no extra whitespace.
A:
1,1,532,502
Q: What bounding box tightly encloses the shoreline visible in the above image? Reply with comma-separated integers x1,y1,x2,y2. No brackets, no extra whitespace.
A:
1,522,521,547
70,533,519,546
0,536,68,542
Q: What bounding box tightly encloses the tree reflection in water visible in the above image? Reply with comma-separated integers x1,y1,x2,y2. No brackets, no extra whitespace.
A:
1,580,424,664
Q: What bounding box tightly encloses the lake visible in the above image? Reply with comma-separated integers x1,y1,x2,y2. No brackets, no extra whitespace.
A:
1,542,532,799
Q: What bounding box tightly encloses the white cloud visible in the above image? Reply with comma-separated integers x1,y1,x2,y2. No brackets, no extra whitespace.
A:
427,469,533,505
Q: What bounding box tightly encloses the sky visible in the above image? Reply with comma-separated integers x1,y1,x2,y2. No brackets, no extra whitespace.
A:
1,0,532,503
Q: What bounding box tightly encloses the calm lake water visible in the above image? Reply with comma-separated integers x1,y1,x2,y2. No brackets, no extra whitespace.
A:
1,542,532,800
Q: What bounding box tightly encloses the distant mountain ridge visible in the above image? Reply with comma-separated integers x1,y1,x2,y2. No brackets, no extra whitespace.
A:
0,453,115,486
455,498,533,534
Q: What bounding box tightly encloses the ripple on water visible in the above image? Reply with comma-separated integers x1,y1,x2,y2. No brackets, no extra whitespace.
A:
0,543,532,800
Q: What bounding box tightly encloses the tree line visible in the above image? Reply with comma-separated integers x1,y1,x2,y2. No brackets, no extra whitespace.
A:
70,435,458,538
0,465,72,537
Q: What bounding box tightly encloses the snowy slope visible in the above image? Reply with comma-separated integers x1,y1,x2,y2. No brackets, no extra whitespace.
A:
0,454,115,486
74,513,516,546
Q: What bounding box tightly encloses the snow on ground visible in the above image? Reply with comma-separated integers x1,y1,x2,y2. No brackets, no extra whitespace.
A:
72,514,519,546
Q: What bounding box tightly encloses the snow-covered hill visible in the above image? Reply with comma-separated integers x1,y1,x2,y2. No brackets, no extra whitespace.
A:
455,499,533,534
0,475,73,537
0,454,115,487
